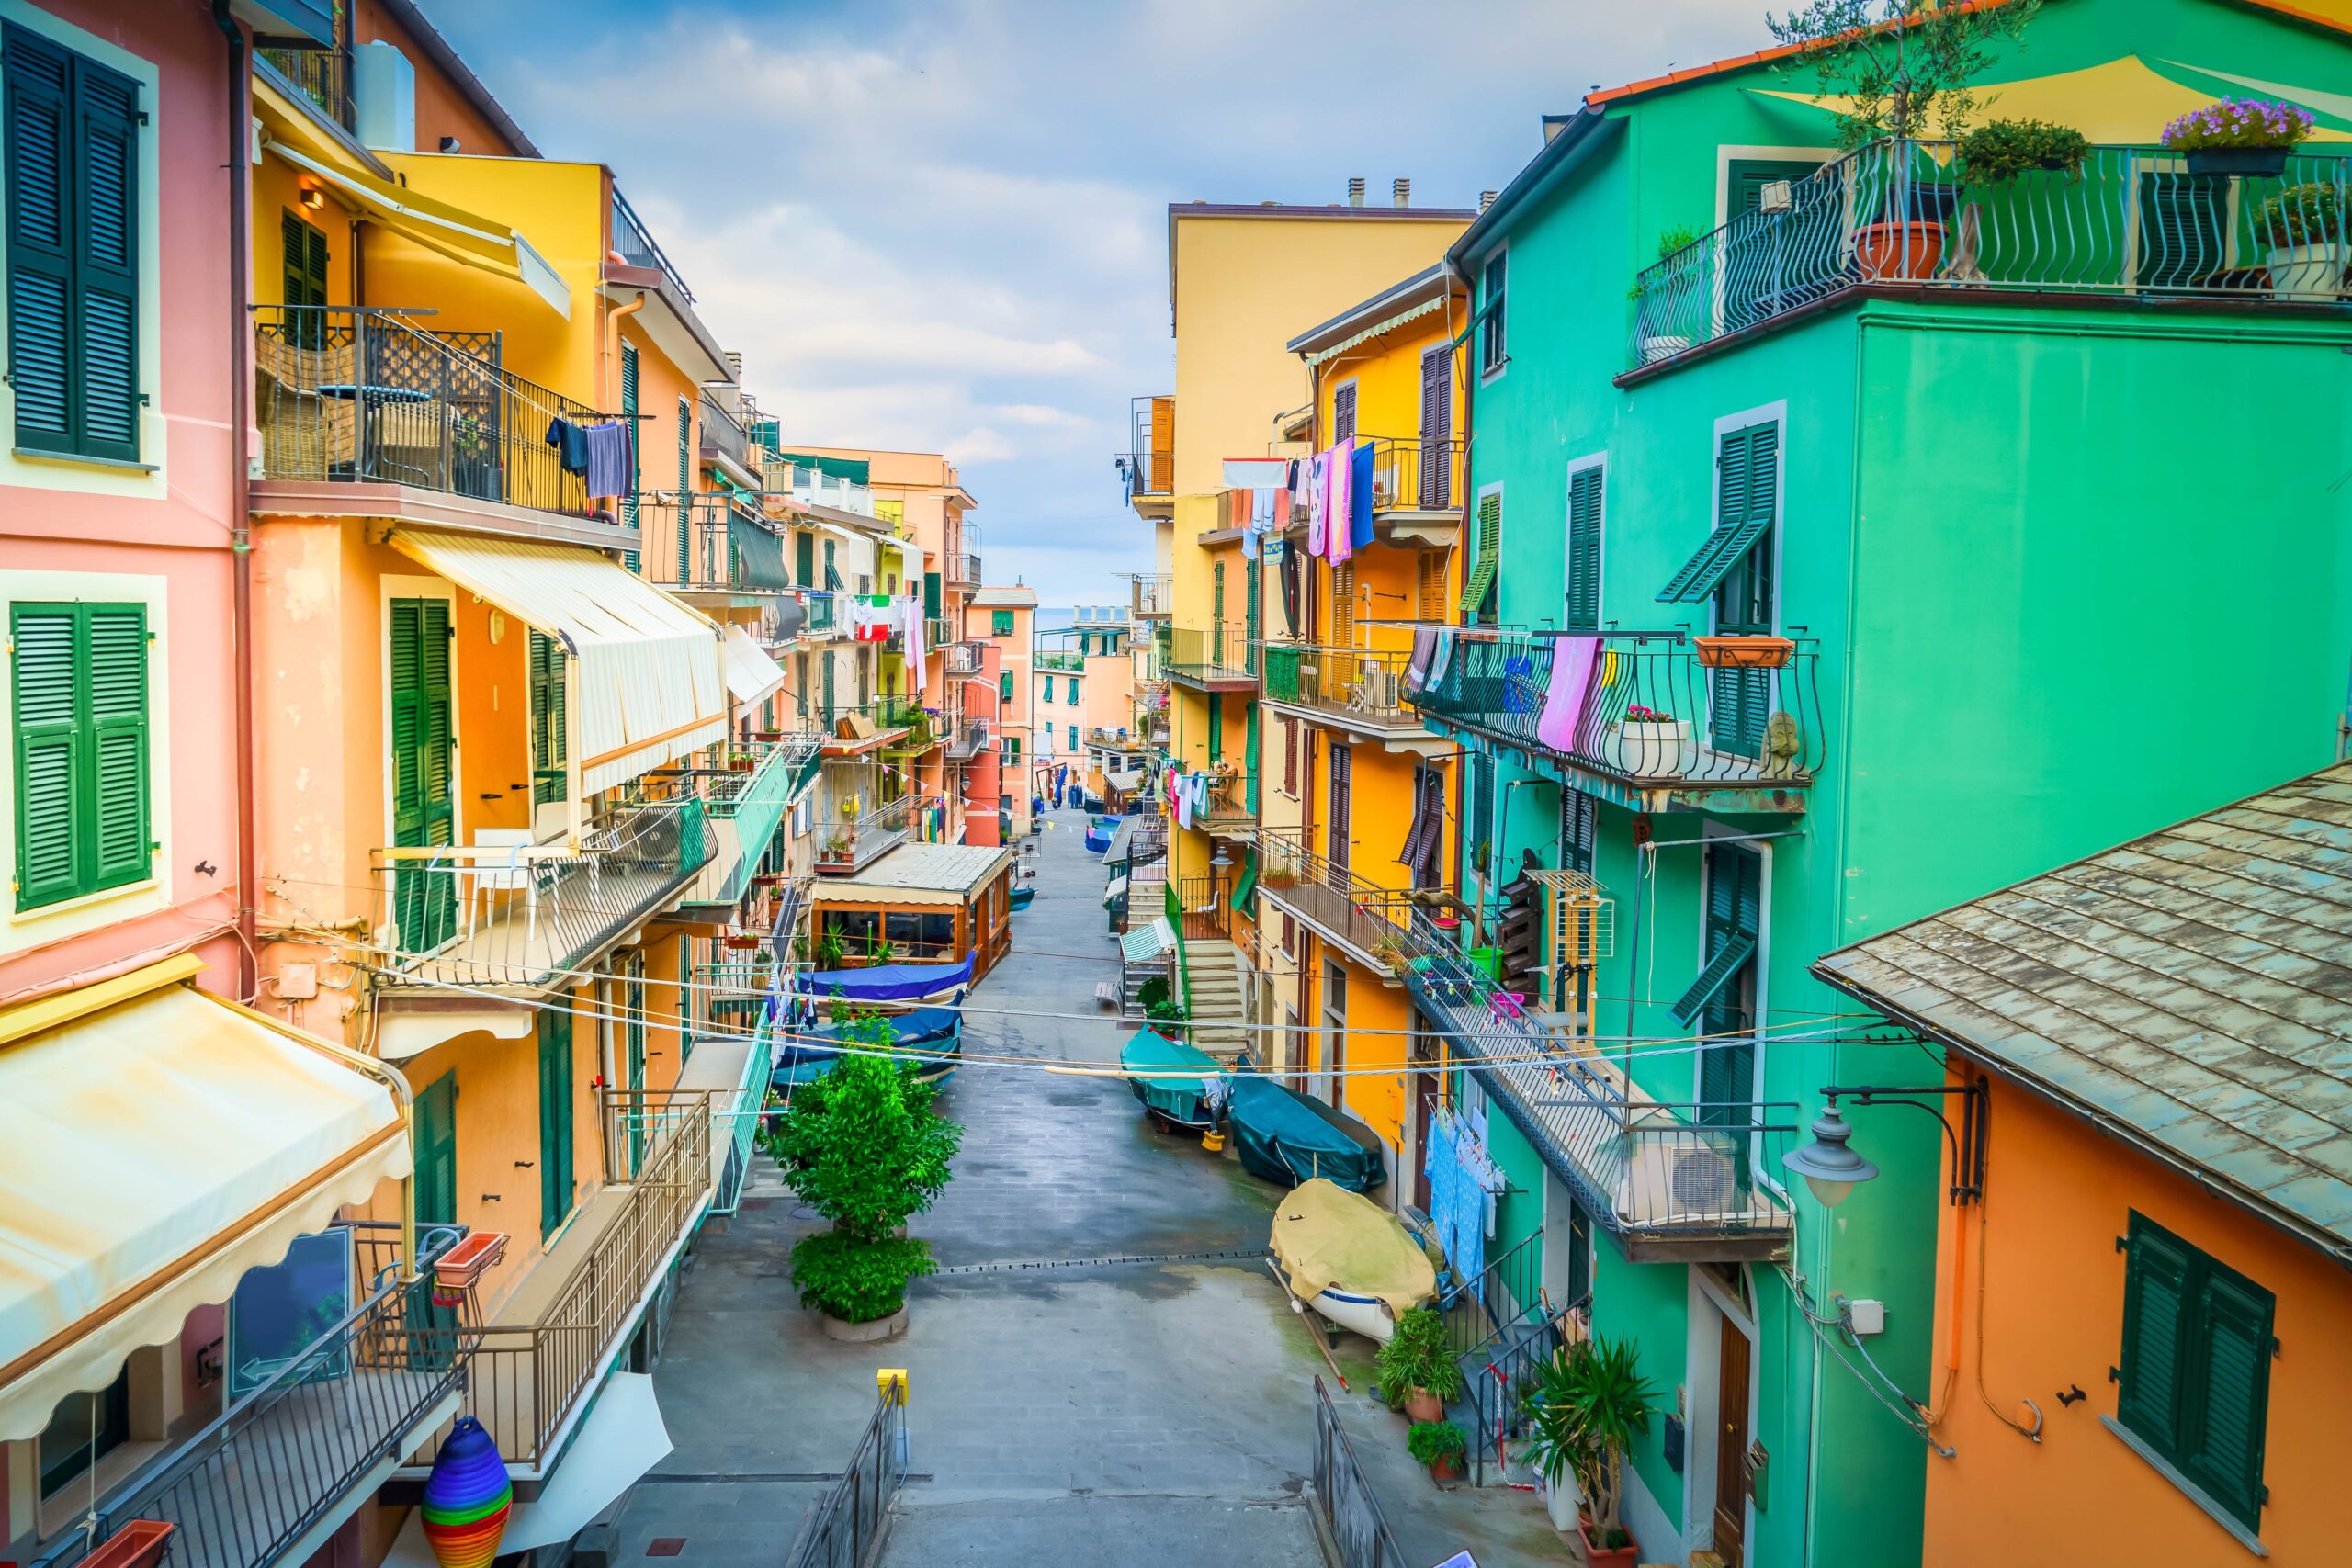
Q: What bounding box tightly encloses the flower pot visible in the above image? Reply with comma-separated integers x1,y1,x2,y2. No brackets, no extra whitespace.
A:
1427,1454,1461,1483
1577,1518,1639,1567
1639,334,1691,366
820,1305,910,1342
2267,240,2350,298
1403,1388,1444,1424
1614,719,1692,776
1693,635,1793,670
2186,145,2290,177
1854,220,1944,281
724,934,763,950
81,1521,174,1568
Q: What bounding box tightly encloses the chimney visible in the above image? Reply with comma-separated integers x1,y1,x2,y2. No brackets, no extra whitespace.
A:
1392,177,1410,209
1347,177,1365,207
1479,189,1498,214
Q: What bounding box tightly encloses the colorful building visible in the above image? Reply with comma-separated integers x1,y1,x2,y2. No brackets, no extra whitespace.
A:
966,583,1036,842
1405,2,2352,1562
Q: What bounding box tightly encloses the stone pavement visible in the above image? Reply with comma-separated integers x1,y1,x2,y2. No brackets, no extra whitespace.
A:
608,809,1563,1568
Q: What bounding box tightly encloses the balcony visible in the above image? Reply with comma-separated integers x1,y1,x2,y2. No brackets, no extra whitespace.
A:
943,640,985,677
1255,828,1419,977
256,43,351,129
816,791,913,874
1413,630,1824,813
945,717,991,760
816,701,918,755
1088,725,1151,752
369,798,716,992
410,1110,710,1476
925,615,956,649
1193,773,1253,836
771,458,877,518
946,551,982,587
1626,138,2352,378
1129,571,1173,620
1165,626,1256,691
671,736,824,917
1361,435,1465,523
699,389,751,477
1124,394,1176,518
877,703,941,759
254,306,625,528
1261,644,1430,746
1037,649,1085,671
636,492,795,593
609,186,695,303
28,1226,467,1568
1401,920,1796,1261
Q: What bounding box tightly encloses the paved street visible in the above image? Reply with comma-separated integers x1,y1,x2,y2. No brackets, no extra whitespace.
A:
613,810,1561,1568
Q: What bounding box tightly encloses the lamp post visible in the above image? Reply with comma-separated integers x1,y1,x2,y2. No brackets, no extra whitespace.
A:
1782,1077,1988,1207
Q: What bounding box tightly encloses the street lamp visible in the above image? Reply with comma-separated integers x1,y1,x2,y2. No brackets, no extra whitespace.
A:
1782,1077,1988,1208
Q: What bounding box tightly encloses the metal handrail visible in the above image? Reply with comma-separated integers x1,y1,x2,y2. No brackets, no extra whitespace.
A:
1358,434,1466,513
782,1394,906,1568
1128,572,1173,616
609,185,695,301
1310,1376,1409,1568
1166,626,1255,682
699,389,749,471
1261,643,1416,726
1125,395,1175,498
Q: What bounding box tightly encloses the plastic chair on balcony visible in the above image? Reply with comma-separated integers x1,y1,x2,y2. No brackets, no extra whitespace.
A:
463,828,551,953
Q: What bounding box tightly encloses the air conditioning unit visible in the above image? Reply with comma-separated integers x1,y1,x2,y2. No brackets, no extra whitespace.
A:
1668,1145,1741,1218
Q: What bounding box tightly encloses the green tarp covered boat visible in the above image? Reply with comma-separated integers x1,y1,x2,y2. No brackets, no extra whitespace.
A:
1226,1076,1385,1193
1120,1027,1221,1130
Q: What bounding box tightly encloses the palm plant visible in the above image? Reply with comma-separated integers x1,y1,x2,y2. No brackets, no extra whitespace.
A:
1516,1335,1659,1549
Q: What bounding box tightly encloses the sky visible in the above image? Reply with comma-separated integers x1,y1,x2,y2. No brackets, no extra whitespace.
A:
432,0,1770,606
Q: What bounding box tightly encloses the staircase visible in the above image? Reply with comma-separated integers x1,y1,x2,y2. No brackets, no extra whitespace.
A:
1180,938,1251,1060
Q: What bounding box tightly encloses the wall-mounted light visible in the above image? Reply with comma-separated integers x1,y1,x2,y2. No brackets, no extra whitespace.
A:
299,183,324,211
1783,1076,1989,1208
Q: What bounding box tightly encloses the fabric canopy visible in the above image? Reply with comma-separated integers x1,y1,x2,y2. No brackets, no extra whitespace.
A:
1269,1178,1437,1317
258,134,570,321
390,529,726,796
1227,1077,1386,1194
1119,918,1176,965
1121,1029,1223,1126
721,624,786,706
0,957,411,1443
793,956,975,1002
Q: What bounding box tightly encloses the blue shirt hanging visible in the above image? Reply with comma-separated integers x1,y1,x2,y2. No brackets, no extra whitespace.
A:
1350,440,1375,549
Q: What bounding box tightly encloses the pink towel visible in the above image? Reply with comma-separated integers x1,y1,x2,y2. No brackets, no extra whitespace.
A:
1537,637,1602,752
1306,451,1329,558
1326,440,1354,565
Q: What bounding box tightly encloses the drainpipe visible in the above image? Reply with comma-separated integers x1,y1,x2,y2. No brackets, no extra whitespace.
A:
605,290,647,412
213,2,258,1008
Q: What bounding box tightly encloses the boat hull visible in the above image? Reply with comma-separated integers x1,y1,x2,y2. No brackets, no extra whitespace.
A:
1309,1286,1397,1344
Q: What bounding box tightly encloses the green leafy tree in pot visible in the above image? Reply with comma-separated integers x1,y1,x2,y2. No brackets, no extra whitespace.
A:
1374,1306,1463,1422
1405,1420,1467,1480
1517,1335,1660,1553
1767,0,2042,148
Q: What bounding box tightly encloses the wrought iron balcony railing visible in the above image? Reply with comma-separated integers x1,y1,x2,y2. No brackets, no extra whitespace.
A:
947,551,983,585
816,793,913,872
636,491,794,592
28,1226,468,1568
1629,138,2352,371
371,798,715,989
1261,643,1417,729
1413,629,1823,798
1361,435,1465,515
925,615,956,649
944,640,985,677
1125,394,1175,501
255,306,623,520
945,718,991,760
609,185,695,302
1129,571,1173,618
1254,827,1418,976
1166,626,1256,685
256,44,352,129
699,389,749,473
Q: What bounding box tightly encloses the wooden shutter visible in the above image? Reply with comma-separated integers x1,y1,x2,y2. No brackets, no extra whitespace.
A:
618,342,641,555
1566,465,1603,631
6,27,140,461
923,570,943,617
1332,381,1356,444
1207,696,1223,762
1462,493,1500,618
1000,670,1013,700
1330,564,1356,649
1281,715,1296,795
537,1007,574,1236
1212,561,1226,626
2118,1216,2195,1452
528,629,567,806
280,210,329,310
1417,550,1446,622
85,605,148,889
10,601,148,910
675,397,694,580
389,599,456,951
1419,347,1453,507
2185,1265,2273,1528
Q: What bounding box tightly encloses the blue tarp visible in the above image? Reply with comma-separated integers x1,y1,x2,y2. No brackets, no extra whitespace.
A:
772,1008,963,1088
793,955,974,1002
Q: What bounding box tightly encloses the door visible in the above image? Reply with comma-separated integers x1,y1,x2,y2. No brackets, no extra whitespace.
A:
389,598,456,954
1410,1068,1435,1212
1419,345,1452,508
820,650,836,724
1326,744,1352,878
1711,423,1778,759
1714,1316,1753,1566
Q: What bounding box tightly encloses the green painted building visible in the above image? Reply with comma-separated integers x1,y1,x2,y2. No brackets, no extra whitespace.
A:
1410,2,2352,1562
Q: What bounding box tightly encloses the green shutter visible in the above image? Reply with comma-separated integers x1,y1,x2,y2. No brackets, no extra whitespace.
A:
281,211,328,310
537,1005,574,1237
1243,705,1260,812
389,598,456,952
11,601,149,910
1207,696,1223,762
6,26,140,461
1566,466,1602,630
1658,423,1778,604
1000,670,1013,700
625,955,648,1168
529,629,567,806
1672,934,1757,1026
675,397,693,580
992,610,1013,636
797,531,817,588
1462,493,1500,616
2185,1267,2274,1529
412,1073,458,1226
923,570,942,618
1244,558,1261,677
619,343,641,567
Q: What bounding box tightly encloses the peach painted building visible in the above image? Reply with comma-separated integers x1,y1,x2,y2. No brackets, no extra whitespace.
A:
967,584,1035,841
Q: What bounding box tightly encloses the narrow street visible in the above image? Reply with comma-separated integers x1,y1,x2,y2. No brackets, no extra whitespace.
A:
613,810,1560,1568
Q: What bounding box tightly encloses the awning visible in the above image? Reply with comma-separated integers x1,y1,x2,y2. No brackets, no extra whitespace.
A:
376,1005,537,1063
1657,516,1771,604
721,625,786,706
0,957,411,1443
1102,874,1130,906
258,133,570,321
389,530,727,796
1119,918,1177,966
1223,458,1292,489
382,1373,673,1568
807,843,1013,907
727,517,793,592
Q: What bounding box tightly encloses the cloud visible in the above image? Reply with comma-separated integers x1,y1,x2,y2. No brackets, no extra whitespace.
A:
435,0,1770,604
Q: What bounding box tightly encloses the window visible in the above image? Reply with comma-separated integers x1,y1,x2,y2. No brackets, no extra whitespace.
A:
999,670,1013,701
1067,725,1078,750
1683,841,1762,1116
5,25,141,462
1478,251,1507,375
2114,1213,2275,1537
39,1365,129,1496
281,211,328,319
12,601,150,910
1462,491,1499,625
1332,380,1357,444
1004,735,1020,765
991,610,1013,636
1566,460,1604,631
1466,750,1495,876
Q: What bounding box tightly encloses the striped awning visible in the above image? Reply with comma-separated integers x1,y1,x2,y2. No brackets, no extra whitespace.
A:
1120,918,1177,965
390,530,726,795
721,625,786,706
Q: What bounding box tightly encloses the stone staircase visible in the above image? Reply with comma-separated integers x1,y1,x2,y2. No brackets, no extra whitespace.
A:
1180,938,1251,1060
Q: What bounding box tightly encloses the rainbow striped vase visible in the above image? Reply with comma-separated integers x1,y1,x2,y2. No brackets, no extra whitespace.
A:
422,1417,513,1568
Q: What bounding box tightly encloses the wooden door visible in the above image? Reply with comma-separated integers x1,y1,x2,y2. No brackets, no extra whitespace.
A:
1326,744,1352,877
1714,1317,1752,1566
1419,345,1452,507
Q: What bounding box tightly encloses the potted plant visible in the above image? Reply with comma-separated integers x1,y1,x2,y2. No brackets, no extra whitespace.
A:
2255,181,2347,298
1406,1420,1466,1483
1374,1306,1463,1424
769,1024,964,1340
2163,96,2313,177
723,931,763,951
1518,1336,1660,1568
1956,117,2088,183
726,750,757,773
1767,1,2041,151
1613,704,1691,775
814,930,848,971
1629,223,1705,363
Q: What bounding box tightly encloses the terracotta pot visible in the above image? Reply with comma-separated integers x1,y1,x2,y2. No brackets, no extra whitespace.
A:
1694,635,1794,670
1853,220,1945,280
81,1522,174,1568
1428,1454,1460,1483
1403,1388,1444,1424
1577,1518,1640,1568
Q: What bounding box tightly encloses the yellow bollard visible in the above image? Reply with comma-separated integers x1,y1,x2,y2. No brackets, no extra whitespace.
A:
876,1368,909,1406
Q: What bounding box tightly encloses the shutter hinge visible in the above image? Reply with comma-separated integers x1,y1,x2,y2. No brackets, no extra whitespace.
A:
2114,1235,2128,1253
2271,1336,2282,1358
2108,1366,2120,1383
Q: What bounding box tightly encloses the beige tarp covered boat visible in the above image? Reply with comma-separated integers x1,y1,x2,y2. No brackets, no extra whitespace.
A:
1268,1179,1437,1343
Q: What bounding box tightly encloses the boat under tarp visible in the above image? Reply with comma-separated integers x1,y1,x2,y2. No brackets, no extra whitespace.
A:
770,1006,963,1089
793,955,974,1005
1226,1076,1386,1193
1119,1028,1222,1130
1269,1178,1437,1344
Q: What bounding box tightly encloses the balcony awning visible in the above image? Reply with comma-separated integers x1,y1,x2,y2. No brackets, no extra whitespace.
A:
1656,516,1770,604
0,956,411,1444
390,529,726,795
721,625,786,706
258,132,570,321
727,517,794,592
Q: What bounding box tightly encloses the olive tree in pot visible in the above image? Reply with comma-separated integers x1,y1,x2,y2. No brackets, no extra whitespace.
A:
1374,1306,1463,1425
766,1017,964,1339
1517,1335,1660,1568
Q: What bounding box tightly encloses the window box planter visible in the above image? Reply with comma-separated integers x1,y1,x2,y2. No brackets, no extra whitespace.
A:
1613,718,1694,775
82,1523,175,1568
2185,145,2289,176
723,933,763,951
2267,240,2350,297
1693,635,1792,670
432,1231,507,1304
